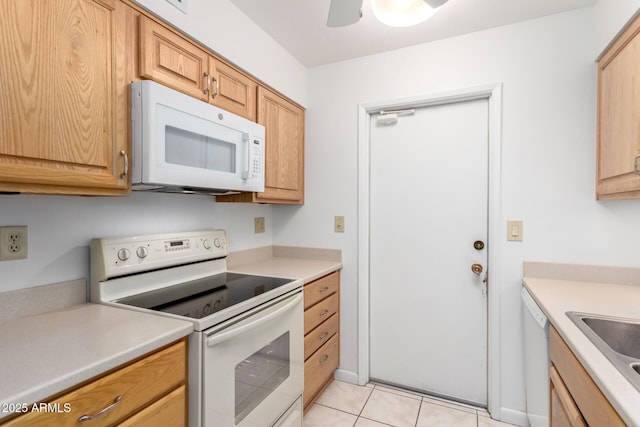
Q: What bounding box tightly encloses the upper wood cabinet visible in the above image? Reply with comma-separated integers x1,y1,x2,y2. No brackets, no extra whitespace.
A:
596,13,640,199
257,86,305,203
217,86,305,204
212,60,257,122
0,0,130,195
139,16,256,121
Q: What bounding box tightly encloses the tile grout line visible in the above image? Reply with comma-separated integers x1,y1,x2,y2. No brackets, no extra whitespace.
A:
355,383,377,421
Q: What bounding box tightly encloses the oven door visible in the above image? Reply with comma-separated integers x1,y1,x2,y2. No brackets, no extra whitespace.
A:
202,291,303,427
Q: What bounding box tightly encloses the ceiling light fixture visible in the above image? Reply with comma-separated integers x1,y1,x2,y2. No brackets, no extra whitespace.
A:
371,0,446,27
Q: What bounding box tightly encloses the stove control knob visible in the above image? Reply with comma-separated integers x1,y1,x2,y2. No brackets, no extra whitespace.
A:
117,248,130,262
136,246,148,259
203,303,212,315
214,238,222,248
202,239,211,250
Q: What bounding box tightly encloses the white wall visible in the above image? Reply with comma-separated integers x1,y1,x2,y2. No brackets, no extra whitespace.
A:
593,0,640,58
273,7,640,423
132,0,308,106
0,194,273,292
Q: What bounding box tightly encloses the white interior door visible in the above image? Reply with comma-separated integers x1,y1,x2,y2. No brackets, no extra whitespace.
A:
369,98,489,406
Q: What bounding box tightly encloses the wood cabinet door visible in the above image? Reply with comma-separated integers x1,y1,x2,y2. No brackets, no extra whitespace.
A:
597,14,640,199
550,365,587,427
139,15,209,101
210,59,257,121
0,0,129,195
256,86,305,204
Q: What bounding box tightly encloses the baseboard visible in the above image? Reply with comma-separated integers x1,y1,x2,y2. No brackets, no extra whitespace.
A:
497,407,529,427
334,369,359,385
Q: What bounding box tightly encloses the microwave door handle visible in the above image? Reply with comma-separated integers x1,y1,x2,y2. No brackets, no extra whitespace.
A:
242,132,250,180
206,294,302,347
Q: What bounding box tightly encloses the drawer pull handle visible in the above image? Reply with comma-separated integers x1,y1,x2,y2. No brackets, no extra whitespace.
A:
319,286,330,293
212,76,219,99
320,309,330,317
203,72,210,95
319,332,329,340
78,396,123,422
319,355,329,363
119,150,128,179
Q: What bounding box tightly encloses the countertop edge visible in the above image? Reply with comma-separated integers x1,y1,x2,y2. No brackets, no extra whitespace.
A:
522,277,640,427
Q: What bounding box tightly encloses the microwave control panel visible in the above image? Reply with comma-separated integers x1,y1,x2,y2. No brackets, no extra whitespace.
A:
246,138,264,180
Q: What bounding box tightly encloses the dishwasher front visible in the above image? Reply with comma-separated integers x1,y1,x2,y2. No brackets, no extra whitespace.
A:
521,286,550,427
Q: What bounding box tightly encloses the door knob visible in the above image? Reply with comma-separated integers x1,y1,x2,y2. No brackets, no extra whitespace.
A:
471,263,483,275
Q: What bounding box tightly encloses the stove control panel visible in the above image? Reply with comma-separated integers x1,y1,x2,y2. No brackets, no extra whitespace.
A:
91,230,228,281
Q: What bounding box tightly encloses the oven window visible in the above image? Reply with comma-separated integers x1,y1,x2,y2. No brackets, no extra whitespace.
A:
165,125,236,173
235,332,290,424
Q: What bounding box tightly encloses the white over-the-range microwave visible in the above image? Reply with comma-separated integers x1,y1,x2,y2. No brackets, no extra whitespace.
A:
131,80,265,195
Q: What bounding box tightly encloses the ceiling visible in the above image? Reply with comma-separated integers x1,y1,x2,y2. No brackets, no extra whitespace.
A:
229,0,597,67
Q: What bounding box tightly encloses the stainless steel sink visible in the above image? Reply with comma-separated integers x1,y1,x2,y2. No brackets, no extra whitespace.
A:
566,311,640,392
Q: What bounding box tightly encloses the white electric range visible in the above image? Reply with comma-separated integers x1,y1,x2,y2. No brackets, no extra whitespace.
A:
90,230,304,427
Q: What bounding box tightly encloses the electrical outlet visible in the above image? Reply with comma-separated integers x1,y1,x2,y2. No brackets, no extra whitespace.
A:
254,217,265,234
0,226,28,261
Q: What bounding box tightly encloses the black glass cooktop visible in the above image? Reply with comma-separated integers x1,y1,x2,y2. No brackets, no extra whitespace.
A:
115,272,293,319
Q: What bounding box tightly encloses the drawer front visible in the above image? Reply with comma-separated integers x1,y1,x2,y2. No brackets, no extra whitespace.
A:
304,333,339,409
3,340,186,427
304,313,339,360
304,292,339,335
116,385,186,427
304,272,339,310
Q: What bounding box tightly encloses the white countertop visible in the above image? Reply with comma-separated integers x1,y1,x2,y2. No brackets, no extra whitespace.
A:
227,246,342,283
523,277,640,427
0,303,193,420
230,257,342,283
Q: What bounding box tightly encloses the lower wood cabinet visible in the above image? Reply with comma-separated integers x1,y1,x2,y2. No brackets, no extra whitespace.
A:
0,339,187,427
549,326,624,427
303,271,340,412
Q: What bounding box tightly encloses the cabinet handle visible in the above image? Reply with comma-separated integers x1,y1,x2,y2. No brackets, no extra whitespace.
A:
319,355,329,363
635,155,640,175
119,150,128,179
319,286,330,293
78,396,123,422
319,332,329,340
211,76,219,99
319,309,330,317
203,72,210,95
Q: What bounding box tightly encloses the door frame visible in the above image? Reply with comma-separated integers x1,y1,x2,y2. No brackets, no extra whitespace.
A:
357,83,503,416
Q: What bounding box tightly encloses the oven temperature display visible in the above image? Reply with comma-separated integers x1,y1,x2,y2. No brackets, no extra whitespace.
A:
164,239,190,252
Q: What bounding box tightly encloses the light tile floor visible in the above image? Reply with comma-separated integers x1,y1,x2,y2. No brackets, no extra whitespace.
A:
303,380,519,427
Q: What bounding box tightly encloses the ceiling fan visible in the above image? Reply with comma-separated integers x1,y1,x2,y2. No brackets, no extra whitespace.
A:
327,0,449,27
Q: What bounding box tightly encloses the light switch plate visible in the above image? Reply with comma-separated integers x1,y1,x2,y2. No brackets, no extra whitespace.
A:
507,220,523,241
254,217,265,234
334,216,345,233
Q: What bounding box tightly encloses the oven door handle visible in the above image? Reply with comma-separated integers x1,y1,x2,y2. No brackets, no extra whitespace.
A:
206,293,302,347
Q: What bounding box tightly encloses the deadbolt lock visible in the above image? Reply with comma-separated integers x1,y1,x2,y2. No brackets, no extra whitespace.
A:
473,240,485,250
471,263,483,275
